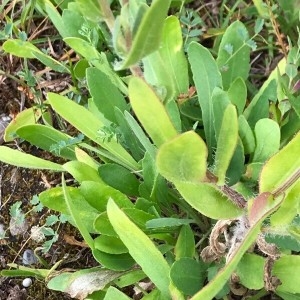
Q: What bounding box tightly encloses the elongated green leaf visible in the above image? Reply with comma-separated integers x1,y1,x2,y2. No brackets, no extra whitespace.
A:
0,146,63,171
214,104,238,185
228,77,247,115
43,0,68,38
3,39,40,58
260,132,300,194
48,93,139,171
62,175,94,248
107,199,171,298
143,16,188,100
17,124,76,160
63,161,102,183
216,21,251,90
191,195,283,300
32,51,70,73
253,118,280,163
188,42,222,162
118,0,171,69
238,115,255,154
4,107,42,142
212,88,230,140
176,182,244,219
175,225,195,259
156,131,207,183
87,68,128,124
129,77,177,147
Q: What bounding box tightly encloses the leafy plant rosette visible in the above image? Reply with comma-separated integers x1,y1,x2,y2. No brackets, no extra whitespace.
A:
1,0,300,299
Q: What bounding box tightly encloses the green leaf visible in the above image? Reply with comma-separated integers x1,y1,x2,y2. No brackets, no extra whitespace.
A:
43,0,68,38
1,264,49,279
39,187,99,234
273,255,300,293
48,93,139,171
146,218,194,229
114,270,147,288
259,131,300,194
156,131,207,183
0,146,63,171
63,161,103,183
129,77,177,147
270,181,300,227
228,77,247,115
47,267,124,299
235,253,265,290
174,225,195,259
3,39,40,58
217,21,251,90
62,176,94,248
74,0,102,22
63,37,127,94
17,124,76,160
93,250,135,271
94,212,117,236
214,104,238,185
188,42,222,163
238,115,255,154
143,16,188,100
117,0,171,69
104,287,131,300
176,182,244,219
94,235,128,254
107,199,171,298
170,258,206,296
252,119,280,163
98,163,140,196
32,51,70,73
4,107,42,142
79,181,133,213
87,68,128,124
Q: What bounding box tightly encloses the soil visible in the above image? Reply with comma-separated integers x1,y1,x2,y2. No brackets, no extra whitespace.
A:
0,78,98,299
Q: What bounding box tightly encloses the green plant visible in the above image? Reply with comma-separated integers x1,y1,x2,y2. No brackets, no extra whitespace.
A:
1,0,300,299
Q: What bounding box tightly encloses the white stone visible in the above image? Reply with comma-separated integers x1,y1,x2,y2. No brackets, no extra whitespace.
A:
22,278,32,288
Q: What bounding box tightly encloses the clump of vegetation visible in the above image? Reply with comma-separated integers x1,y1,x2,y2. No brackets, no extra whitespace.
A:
0,0,300,299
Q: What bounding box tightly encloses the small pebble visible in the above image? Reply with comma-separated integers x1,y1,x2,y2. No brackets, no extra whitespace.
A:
22,249,38,265
22,278,32,288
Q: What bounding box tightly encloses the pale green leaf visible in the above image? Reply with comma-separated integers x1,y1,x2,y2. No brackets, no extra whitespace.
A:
118,0,171,69
4,107,42,142
129,77,177,147
107,199,171,298
175,182,244,219
0,146,63,171
48,93,139,171
156,131,207,183
253,119,280,163
214,104,239,185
